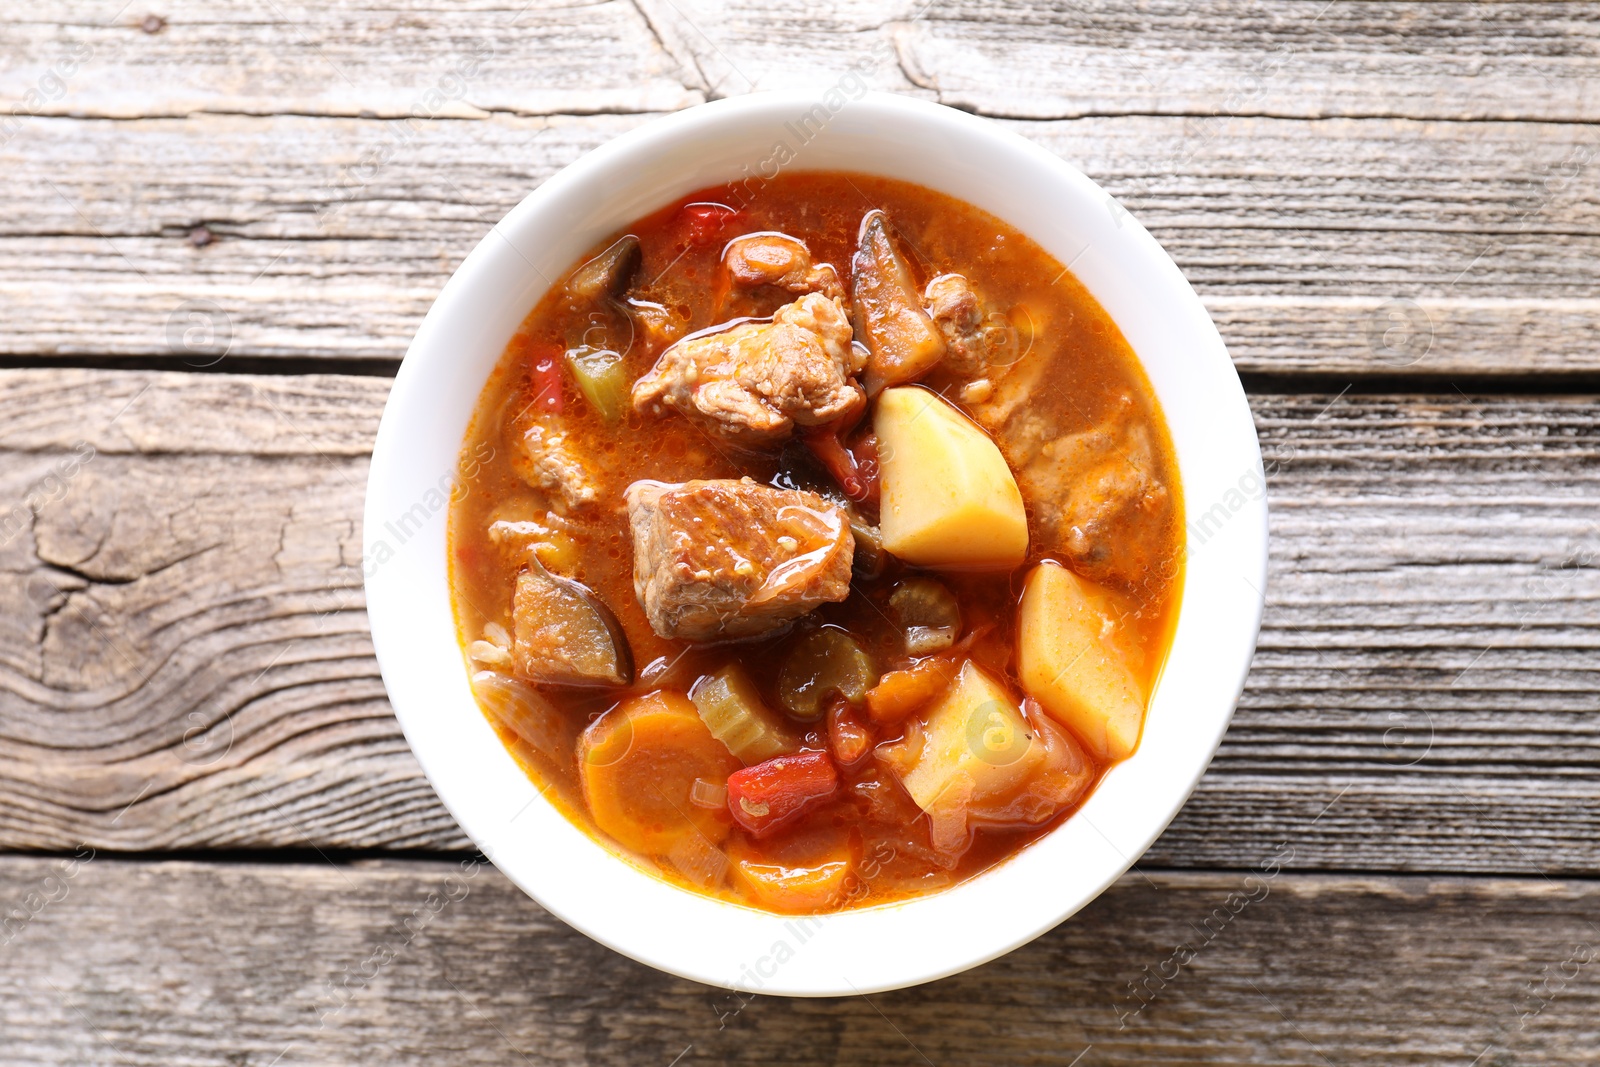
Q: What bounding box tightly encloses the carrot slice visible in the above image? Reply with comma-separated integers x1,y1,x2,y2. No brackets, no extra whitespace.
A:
864,655,961,724
728,828,856,913
579,691,741,856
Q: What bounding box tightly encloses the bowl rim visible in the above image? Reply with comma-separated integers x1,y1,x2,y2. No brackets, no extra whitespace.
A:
365,90,1267,996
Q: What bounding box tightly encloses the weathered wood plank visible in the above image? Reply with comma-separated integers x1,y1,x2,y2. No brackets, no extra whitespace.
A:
2,1,1594,122
0,0,703,120
883,0,1600,122
0,369,1596,874
5,111,1599,373
2,858,1597,1065
0,370,383,455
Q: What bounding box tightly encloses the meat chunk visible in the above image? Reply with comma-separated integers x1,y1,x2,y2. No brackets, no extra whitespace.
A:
724,233,843,299
924,273,981,340
623,299,687,354
625,478,856,641
511,419,599,512
485,498,579,573
852,210,945,392
1001,393,1174,587
512,564,633,687
631,293,864,445
923,273,1013,378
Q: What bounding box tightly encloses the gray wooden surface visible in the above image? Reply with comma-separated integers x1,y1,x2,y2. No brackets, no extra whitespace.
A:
2,2,1597,1064
4,857,1599,1066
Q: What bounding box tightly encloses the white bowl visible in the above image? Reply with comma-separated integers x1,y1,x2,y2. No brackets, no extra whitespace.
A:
365,91,1266,996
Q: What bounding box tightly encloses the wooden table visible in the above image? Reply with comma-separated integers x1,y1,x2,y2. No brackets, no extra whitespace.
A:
3,2,1597,1063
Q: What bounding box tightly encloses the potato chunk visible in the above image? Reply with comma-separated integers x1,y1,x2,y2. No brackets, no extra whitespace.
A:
898,661,1045,823
874,387,1028,568
1017,561,1147,761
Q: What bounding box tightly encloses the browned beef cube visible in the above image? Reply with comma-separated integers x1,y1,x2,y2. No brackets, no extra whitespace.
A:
510,419,600,513
625,478,856,641
630,293,864,445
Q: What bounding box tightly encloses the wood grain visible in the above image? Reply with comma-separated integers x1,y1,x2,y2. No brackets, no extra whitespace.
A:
2,857,1597,1065
0,0,703,119
0,369,1596,874
2,0,1592,1055
5,110,1599,373
883,0,1600,123
2,1,1594,122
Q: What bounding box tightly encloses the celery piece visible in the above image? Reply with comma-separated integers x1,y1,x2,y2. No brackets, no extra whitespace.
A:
776,629,879,721
690,664,797,764
889,577,961,655
564,345,628,423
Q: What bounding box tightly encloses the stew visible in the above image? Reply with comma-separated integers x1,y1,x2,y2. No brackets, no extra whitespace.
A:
448,172,1183,914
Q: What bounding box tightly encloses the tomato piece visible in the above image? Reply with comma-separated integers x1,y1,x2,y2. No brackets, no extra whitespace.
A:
528,345,564,415
847,433,880,503
864,654,961,724
681,201,741,247
725,750,839,837
802,427,880,505
827,700,873,769
803,431,860,498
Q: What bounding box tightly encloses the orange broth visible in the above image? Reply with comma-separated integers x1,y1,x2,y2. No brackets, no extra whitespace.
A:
448,172,1183,912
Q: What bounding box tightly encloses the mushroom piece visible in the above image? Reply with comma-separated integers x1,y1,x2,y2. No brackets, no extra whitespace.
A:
851,210,945,393
511,561,634,687
566,234,642,304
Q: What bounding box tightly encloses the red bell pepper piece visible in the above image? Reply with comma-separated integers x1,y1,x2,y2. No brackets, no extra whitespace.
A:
725,750,839,837
680,202,741,247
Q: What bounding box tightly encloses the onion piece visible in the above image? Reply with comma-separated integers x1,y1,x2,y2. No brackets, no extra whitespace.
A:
690,778,729,810
666,832,730,888
467,640,515,670
469,670,573,768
